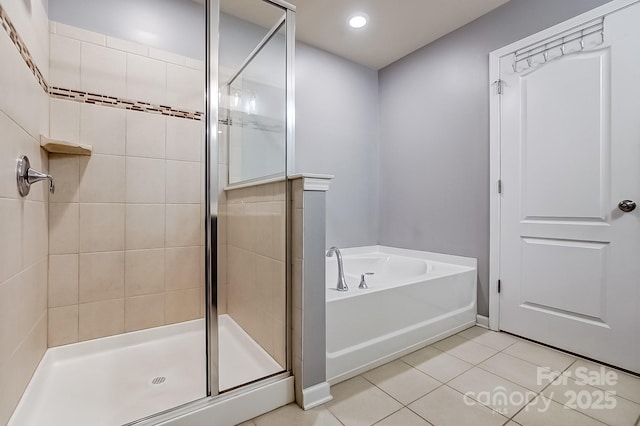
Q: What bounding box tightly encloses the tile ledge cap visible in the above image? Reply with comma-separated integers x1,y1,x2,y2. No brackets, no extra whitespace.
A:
288,173,334,180
289,173,333,191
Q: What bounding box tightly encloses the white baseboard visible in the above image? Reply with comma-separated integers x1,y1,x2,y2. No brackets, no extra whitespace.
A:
476,315,489,328
301,382,332,410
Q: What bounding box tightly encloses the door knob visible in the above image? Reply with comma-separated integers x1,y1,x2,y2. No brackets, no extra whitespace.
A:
618,200,636,213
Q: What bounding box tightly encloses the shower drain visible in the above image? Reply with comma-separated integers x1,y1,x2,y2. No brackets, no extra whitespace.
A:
151,376,167,385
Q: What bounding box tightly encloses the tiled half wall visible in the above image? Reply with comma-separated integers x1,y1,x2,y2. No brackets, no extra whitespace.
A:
223,181,287,368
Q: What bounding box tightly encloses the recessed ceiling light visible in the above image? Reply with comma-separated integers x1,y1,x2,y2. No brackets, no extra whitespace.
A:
349,14,368,29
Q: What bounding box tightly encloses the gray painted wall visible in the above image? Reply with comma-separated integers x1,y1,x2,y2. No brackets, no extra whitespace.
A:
296,43,379,248
48,0,205,59
378,0,612,316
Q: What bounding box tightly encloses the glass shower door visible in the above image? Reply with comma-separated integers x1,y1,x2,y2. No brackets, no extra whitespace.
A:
217,0,290,391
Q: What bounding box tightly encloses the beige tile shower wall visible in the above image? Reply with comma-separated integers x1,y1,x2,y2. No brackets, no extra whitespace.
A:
225,181,287,367
47,24,206,347
0,1,50,423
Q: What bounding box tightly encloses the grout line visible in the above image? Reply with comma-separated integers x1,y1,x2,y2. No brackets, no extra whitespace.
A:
473,351,544,391
359,373,408,406
358,364,448,418
74,155,81,344
405,403,437,426
122,107,130,303
445,384,511,420
322,402,347,426
425,342,488,372
536,358,576,395
369,406,406,425
122,125,129,330
455,326,522,352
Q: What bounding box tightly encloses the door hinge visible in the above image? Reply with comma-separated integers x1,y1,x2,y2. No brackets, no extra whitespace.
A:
498,179,502,194
494,79,504,95
498,279,502,293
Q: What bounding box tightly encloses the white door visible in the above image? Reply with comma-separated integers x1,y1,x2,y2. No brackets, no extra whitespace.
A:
499,3,640,373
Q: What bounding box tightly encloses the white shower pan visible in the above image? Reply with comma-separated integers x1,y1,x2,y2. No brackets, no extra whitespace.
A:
9,315,281,426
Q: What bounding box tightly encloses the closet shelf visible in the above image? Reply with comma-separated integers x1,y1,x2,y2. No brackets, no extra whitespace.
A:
40,136,92,155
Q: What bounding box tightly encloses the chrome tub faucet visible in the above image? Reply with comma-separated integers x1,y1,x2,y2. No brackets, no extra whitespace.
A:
326,246,348,291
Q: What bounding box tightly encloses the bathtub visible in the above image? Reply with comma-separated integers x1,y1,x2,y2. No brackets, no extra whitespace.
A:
326,246,477,384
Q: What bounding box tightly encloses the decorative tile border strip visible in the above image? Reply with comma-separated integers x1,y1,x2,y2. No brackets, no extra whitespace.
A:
49,87,203,120
0,4,203,122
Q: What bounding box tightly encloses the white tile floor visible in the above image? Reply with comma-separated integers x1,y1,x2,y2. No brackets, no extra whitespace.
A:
246,326,640,426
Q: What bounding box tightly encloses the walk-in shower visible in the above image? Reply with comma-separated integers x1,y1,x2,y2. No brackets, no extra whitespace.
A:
1,0,295,424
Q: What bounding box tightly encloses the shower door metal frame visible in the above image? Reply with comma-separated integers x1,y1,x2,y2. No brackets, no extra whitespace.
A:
205,0,220,398
205,0,296,397
216,0,296,390
207,0,297,400
205,0,298,395
210,0,296,394
129,0,297,423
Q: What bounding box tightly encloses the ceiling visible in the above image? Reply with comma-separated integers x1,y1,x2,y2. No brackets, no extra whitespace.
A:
219,0,510,70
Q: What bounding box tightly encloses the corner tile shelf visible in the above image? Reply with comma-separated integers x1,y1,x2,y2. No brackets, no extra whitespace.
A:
40,135,92,155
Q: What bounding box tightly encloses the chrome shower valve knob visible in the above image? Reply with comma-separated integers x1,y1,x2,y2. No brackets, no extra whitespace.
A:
16,155,55,197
